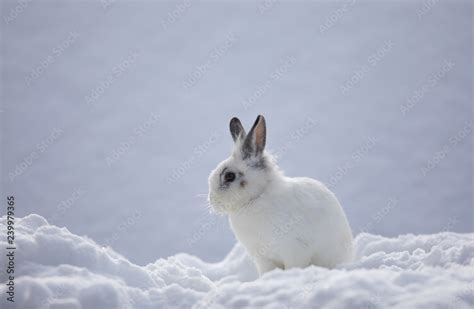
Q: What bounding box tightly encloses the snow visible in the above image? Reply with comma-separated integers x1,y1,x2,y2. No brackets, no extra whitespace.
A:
1,214,473,308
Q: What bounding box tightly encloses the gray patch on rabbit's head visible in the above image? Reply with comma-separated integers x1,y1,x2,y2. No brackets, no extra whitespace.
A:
232,139,267,170
247,155,267,169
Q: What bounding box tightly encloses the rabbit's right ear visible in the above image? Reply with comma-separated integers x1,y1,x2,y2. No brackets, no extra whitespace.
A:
242,115,266,159
230,117,246,142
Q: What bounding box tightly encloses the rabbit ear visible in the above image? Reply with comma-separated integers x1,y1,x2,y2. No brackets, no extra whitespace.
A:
242,115,266,159
230,117,246,142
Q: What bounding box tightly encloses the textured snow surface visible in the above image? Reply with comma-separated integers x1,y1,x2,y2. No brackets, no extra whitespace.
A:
1,214,473,309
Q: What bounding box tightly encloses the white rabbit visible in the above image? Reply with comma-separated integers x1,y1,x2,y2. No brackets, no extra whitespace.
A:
208,115,354,275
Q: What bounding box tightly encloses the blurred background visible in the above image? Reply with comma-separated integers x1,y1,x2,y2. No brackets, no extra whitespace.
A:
1,0,472,265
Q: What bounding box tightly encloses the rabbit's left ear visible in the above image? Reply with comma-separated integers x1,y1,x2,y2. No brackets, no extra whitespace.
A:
230,117,246,142
242,115,266,159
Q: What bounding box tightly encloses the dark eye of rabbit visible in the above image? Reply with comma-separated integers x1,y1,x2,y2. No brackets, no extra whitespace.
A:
224,172,236,183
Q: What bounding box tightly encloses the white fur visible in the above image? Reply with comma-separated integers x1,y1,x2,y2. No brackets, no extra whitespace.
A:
208,120,353,275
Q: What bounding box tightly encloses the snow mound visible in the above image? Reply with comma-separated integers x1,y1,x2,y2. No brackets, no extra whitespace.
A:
1,214,473,308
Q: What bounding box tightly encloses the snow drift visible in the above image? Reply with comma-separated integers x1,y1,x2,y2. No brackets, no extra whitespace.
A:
1,214,473,308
